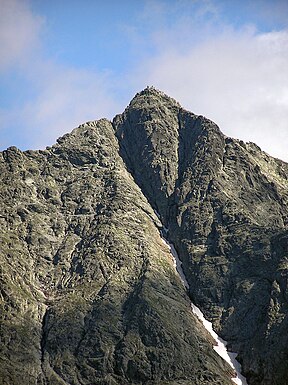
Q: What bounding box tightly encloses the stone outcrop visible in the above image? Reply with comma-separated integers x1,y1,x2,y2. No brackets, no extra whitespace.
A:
1,87,288,384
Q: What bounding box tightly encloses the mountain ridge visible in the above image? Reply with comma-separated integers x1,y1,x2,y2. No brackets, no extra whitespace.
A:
0,88,288,385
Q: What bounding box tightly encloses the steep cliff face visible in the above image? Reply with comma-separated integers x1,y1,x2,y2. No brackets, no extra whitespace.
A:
1,87,288,385
114,87,288,385
0,118,233,384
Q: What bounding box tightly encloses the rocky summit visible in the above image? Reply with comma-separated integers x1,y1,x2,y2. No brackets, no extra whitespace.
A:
0,87,288,385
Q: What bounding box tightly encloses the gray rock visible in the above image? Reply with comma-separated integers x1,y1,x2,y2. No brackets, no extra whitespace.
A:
0,117,232,384
1,86,287,384
114,87,288,385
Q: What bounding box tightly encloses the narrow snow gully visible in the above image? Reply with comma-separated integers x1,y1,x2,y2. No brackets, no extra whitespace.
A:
159,225,248,385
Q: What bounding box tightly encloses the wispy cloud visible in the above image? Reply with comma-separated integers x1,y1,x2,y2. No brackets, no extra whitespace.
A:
19,63,120,148
1,0,287,162
128,1,288,161
0,63,120,149
0,0,43,70
0,0,120,150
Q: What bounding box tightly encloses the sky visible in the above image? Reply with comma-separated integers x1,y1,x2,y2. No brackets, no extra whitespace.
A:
0,0,288,161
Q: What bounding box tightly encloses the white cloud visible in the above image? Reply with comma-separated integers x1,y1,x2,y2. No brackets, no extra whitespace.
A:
1,0,287,163
20,63,121,149
0,0,120,150
0,60,121,150
130,19,288,161
0,0,43,70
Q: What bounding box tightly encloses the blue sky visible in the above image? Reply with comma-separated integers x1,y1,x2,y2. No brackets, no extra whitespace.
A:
1,0,288,161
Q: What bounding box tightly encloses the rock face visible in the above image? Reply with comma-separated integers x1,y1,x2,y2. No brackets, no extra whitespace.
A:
114,88,288,385
0,87,288,385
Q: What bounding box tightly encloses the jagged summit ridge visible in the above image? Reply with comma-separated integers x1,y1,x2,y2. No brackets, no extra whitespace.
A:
130,86,182,107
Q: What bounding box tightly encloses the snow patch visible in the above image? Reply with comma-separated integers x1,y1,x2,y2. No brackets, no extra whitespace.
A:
160,230,248,385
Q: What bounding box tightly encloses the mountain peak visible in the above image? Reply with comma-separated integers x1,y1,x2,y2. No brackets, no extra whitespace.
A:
127,86,182,111
140,85,170,96
2,86,288,385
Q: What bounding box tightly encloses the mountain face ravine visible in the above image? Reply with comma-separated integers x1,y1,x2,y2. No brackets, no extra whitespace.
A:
158,219,247,385
1,87,288,385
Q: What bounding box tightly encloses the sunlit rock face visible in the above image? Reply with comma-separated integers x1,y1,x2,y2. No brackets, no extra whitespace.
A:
1,87,288,385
